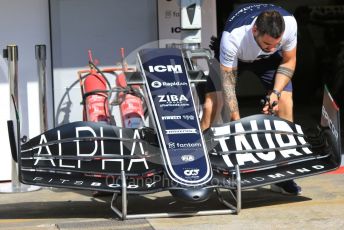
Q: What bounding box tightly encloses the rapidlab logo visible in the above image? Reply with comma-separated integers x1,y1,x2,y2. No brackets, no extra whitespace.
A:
151,81,162,88
151,81,188,88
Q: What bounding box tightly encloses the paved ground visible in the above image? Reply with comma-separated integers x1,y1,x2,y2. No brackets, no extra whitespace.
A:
0,171,343,230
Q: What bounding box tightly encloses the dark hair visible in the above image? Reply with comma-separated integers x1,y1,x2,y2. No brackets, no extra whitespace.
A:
255,10,285,38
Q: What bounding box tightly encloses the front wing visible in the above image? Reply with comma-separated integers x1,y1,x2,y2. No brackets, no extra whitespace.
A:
18,114,341,193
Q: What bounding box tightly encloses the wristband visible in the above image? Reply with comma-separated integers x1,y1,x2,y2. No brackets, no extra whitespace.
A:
272,89,281,99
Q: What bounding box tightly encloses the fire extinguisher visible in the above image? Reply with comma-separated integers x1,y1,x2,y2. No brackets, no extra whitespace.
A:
116,73,144,128
83,51,110,123
115,48,144,128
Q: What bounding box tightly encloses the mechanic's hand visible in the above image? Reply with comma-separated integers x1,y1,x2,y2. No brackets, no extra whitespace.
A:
209,35,220,61
262,93,279,115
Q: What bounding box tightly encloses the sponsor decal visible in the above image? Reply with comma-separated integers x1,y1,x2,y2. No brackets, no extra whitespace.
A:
322,105,339,140
184,169,200,176
162,115,182,120
148,64,182,73
165,10,180,19
157,94,190,107
168,142,176,149
228,4,272,23
151,81,162,88
238,165,326,185
31,176,159,190
166,129,197,134
151,81,188,88
29,127,149,171
28,164,328,190
181,155,195,162
165,10,172,18
212,119,313,168
167,142,202,149
182,115,195,120
161,115,194,121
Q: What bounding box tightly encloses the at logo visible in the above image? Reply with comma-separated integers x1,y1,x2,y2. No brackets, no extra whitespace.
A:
151,81,162,88
184,169,199,176
148,65,182,73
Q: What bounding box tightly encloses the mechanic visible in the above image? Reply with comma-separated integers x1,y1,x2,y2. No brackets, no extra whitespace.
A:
201,3,301,195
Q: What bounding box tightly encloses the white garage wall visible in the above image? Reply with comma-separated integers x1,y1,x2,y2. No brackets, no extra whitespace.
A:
0,0,52,181
50,0,158,125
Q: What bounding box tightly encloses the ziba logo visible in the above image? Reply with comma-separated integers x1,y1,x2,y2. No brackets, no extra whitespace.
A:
158,94,188,103
148,65,182,73
157,94,190,107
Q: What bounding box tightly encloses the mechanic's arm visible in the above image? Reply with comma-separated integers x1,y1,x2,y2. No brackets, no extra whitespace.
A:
269,47,297,103
221,64,240,121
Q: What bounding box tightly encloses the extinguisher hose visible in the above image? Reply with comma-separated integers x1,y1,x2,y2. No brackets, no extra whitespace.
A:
88,61,112,90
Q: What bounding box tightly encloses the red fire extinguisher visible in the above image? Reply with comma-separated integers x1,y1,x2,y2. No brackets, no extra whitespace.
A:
117,48,144,128
116,73,144,128
83,51,110,123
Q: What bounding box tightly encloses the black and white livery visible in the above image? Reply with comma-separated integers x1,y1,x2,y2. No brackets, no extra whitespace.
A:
10,48,341,219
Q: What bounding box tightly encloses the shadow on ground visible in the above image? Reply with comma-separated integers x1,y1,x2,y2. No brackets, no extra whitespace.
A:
0,187,312,220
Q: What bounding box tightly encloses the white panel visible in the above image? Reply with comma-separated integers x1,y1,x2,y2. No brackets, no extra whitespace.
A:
27,82,40,137
0,0,51,181
158,0,217,48
0,83,11,180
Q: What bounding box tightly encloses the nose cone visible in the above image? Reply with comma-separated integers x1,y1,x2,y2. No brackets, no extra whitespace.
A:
169,188,213,203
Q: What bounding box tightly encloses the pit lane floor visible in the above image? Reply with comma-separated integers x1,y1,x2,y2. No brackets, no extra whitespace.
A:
0,170,343,230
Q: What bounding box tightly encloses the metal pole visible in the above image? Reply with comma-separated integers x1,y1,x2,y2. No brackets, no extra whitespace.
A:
0,45,40,193
8,45,20,186
35,45,48,132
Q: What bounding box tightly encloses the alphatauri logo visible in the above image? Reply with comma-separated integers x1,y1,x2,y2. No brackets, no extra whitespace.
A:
148,65,182,73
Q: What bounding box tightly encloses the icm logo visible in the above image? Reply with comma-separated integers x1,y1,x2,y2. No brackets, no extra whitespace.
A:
151,81,162,88
181,155,195,162
148,65,182,73
184,169,199,176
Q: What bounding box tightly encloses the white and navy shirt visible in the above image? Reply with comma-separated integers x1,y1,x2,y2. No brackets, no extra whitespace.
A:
220,4,297,68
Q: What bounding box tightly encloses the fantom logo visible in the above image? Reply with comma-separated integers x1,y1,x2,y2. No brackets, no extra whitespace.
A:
148,65,182,73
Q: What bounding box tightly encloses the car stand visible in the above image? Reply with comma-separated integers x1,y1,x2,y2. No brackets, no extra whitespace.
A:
111,165,242,220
